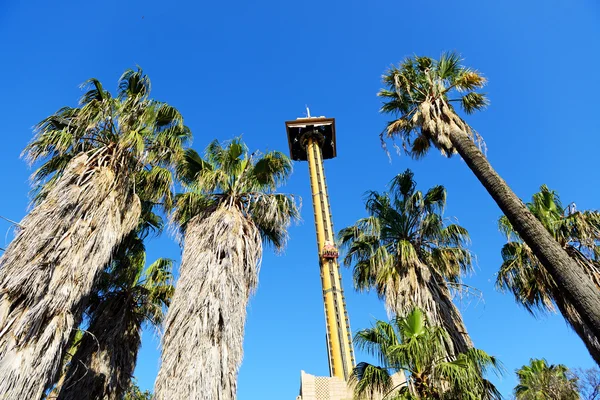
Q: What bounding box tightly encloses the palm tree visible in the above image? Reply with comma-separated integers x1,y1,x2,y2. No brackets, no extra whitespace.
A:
0,69,189,399
56,213,174,400
339,170,473,356
44,206,163,399
123,379,152,400
352,308,502,399
153,138,299,400
497,185,600,364
378,52,600,344
514,358,578,399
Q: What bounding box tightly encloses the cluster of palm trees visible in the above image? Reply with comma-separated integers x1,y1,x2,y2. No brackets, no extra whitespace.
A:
0,51,598,400
342,53,600,398
0,69,298,400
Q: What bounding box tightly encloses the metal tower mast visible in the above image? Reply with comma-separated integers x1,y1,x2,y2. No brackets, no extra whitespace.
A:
285,115,355,381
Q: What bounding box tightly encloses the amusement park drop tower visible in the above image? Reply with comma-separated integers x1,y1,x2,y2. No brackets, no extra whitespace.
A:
285,115,355,381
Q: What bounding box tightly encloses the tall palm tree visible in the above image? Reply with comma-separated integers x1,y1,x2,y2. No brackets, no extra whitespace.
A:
45,206,163,400
378,52,600,344
352,308,502,399
497,185,600,364
339,170,473,356
56,213,174,400
0,69,189,400
153,138,299,400
514,358,579,399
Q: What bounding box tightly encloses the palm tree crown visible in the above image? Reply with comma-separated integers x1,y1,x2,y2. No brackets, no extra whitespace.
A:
498,185,600,313
378,52,487,158
25,68,190,207
352,308,502,399
339,169,473,355
173,138,299,246
514,358,579,400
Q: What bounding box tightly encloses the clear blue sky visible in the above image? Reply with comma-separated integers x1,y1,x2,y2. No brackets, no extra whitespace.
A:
1,0,599,398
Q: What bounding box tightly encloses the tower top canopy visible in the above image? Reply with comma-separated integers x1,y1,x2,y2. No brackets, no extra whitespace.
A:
285,117,337,161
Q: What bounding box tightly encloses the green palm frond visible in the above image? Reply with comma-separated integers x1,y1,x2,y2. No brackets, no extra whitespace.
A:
251,150,293,190
173,138,300,250
176,148,214,186
172,191,216,231
118,68,151,99
350,362,394,399
352,308,502,399
461,92,489,114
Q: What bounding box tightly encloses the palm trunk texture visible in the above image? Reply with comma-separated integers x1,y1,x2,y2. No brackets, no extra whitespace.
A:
57,294,139,400
0,153,140,400
154,207,261,400
448,126,600,351
552,250,600,364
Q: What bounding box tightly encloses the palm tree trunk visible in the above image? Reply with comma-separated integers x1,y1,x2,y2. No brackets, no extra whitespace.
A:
552,288,600,364
551,251,600,364
154,207,261,400
57,295,139,400
428,271,473,355
448,126,600,347
0,153,140,400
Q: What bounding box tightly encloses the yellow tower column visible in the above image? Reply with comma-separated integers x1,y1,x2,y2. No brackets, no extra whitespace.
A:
285,116,355,383
305,137,355,380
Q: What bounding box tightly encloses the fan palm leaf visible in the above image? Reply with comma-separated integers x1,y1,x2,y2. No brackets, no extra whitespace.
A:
57,250,173,400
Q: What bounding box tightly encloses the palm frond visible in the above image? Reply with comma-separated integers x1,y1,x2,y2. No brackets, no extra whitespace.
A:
350,362,394,399
250,151,293,190
352,308,501,399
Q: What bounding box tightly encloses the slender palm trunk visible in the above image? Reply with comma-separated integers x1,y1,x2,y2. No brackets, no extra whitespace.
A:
57,294,139,400
0,153,140,400
154,207,261,400
552,287,600,364
448,125,600,348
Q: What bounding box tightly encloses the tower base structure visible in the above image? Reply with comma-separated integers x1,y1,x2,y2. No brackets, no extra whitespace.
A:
296,371,353,400
296,370,406,400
